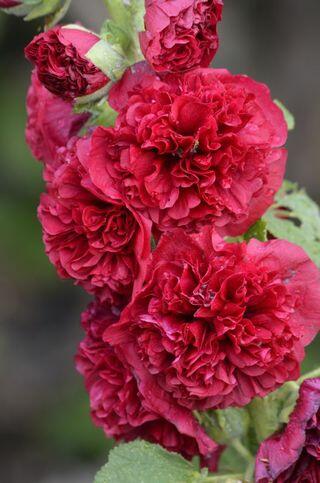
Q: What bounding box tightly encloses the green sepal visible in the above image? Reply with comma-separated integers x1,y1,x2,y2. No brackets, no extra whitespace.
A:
3,4,34,16
24,0,61,20
274,99,295,131
44,0,71,28
74,99,117,129
85,38,129,81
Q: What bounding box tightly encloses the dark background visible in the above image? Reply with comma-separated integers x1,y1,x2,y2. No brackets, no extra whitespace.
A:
0,1,319,482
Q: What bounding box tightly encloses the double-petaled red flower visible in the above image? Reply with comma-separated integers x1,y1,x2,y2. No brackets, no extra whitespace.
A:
93,65,287,236
38,136,151,304
140,0,223,73
256,378,320,482
26,71,89,171
25,26,109,101
76,300,221,469
105,228,320,410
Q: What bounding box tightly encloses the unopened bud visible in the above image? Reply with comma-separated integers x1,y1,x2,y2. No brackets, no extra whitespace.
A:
25,24,129,103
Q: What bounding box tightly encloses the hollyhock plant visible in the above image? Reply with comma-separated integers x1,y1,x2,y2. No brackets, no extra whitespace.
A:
94,66,287,236
140,0,224,73
105,228,320,410
256,378,320,482
38,136,151,304
76,300,221,469
7,0,320,479
26,70,89,171
25,25,127,102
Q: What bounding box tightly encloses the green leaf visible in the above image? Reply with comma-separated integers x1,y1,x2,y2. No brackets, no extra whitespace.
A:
243,219,267,242
226,220,267,244
196,408,253,478
94,440,200,483
202,408,250,445
248,381,299,443
274,99,295,131
263,181,320,266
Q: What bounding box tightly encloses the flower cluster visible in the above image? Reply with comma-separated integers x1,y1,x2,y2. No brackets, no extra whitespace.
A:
23,0,320,477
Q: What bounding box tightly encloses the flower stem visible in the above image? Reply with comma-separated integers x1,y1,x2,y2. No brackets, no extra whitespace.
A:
298,366,320,384
244,461,255,483
231,439,253,464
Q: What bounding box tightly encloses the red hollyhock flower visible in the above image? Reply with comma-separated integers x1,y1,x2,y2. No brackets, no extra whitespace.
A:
38,136,151,304
95,67,287,236
105,228,320,410
76,300,221,469
25,26,109,101
256,378,320,482
140,0,223,73
26,71,89,170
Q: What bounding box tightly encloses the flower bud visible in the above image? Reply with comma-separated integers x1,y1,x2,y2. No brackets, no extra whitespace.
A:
140,0,224,73
25,25,128,103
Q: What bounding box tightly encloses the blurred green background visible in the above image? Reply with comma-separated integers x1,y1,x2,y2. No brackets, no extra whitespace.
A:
0,1,319,482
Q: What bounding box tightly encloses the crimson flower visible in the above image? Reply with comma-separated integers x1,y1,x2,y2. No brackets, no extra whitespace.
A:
93,66,287,236
256,378,320,482
140,0,223,73
105,228,320,410
76,300,221,469
38,136,151,304
26,70,89,171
